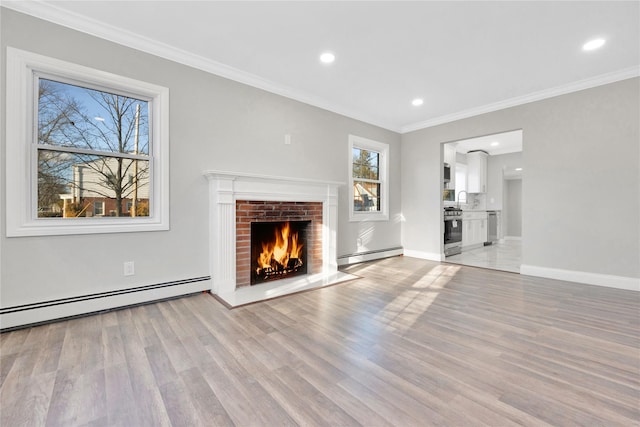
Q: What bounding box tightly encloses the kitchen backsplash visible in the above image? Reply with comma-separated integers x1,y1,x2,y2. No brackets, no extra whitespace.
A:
443,192,487,210
465,193,487,210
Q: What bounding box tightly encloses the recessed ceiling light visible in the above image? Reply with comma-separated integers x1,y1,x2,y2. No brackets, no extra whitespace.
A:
515,167,523,171
319,52,335,64
412,98,424,106
583,38,605,51
490,141,500,147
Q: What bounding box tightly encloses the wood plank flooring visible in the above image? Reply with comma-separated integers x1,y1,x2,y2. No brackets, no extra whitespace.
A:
1,256,639,426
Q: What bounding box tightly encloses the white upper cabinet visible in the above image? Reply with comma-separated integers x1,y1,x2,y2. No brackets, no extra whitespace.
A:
467,151,488,193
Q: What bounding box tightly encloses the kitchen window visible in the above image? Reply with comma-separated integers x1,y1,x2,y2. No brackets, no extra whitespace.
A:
348,135,389,221
6,48,169,236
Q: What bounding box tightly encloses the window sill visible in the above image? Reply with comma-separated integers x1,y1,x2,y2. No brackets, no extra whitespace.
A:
7,217,169,237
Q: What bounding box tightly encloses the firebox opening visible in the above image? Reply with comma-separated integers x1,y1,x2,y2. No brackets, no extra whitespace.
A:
250,220,310,285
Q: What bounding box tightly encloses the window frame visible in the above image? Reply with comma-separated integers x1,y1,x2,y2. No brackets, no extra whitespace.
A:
6,47,170,237
348,135,389,222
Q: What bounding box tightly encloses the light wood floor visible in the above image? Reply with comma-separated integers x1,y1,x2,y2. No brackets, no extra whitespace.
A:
1,256,639,426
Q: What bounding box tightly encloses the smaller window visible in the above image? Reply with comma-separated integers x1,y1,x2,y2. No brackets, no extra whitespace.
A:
348,135,389,221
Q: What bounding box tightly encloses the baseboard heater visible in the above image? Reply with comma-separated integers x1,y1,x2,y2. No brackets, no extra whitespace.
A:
0,276,211,331
337,247,403,266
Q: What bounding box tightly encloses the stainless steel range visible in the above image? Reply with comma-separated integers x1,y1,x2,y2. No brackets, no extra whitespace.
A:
444,207,463,256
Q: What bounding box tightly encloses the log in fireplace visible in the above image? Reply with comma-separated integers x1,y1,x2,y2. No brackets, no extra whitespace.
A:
251,220,310,285
235,200,323,287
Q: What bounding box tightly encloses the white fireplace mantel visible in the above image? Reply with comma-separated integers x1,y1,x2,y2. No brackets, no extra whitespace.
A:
204,170,352,306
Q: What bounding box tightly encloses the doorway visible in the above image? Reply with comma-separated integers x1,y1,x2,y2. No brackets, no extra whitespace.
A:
442,130,523,273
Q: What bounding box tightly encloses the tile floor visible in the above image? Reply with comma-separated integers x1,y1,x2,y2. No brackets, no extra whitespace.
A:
445,239,521,273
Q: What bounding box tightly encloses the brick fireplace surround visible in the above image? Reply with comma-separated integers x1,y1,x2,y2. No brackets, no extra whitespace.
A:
236,200,323,287
205,170,357,307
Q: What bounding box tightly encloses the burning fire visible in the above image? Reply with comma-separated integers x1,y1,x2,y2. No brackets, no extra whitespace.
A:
256,222,304,275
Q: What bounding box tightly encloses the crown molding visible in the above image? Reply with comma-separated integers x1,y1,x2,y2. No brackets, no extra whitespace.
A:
400,66,640,134
1,1,401,133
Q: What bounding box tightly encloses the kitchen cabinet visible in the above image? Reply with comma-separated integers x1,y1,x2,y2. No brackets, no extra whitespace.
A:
462,211,487,249
467,151,487,193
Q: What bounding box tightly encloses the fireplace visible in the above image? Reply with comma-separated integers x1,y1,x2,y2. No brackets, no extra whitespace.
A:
205,170,355,307
251,220,310,285
236,200,322,287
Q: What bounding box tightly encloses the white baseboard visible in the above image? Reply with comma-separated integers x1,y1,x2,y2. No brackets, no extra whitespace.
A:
520,265,639,291
402,249,444,262
0,277,211,330
504,236,522,241
337,247,404,266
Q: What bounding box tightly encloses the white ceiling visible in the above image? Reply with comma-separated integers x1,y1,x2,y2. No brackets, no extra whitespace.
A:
3,1,639,133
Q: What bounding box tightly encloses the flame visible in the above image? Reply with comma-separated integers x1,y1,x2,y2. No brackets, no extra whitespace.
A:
256,222,304,273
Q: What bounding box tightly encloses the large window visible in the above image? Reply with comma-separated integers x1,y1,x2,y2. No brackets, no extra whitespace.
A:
348,135,389,221
6,48,169,236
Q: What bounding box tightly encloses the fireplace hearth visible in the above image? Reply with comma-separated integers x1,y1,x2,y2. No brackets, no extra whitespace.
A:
251,221,309,285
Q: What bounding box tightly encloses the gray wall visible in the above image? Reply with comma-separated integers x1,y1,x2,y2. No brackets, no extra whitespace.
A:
402,77,639,279
505,179,523,237
0,9,401,308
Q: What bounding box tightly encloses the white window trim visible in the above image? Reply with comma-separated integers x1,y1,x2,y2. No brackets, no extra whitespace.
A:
348,134,389,222
6,47,170,236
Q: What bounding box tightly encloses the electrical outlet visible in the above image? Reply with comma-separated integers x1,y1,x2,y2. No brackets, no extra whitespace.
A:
123,261,135,276
284,134,291,145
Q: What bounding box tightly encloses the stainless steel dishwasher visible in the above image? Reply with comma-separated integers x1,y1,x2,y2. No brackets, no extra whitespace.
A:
486,211,498,244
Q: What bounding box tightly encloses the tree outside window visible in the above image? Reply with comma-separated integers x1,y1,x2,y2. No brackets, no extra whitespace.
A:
352,148,381,212
37,78,150,218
